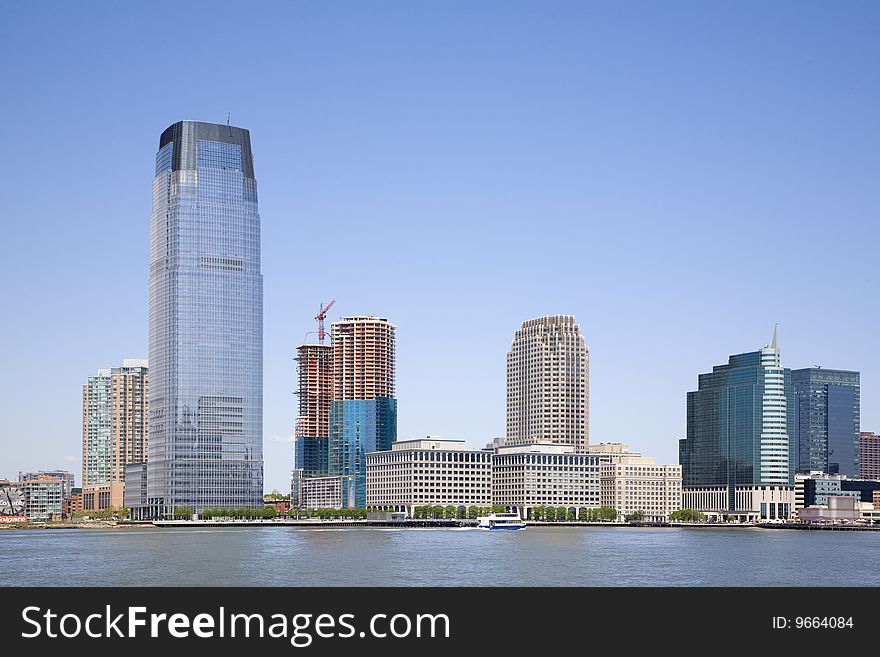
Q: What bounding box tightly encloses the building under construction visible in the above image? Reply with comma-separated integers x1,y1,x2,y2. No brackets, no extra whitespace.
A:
328,316,398,508
292,306,398,509
331,316,396,401
293,343,333,477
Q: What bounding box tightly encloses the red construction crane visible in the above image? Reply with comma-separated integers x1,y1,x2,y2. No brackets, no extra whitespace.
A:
309,298,335,344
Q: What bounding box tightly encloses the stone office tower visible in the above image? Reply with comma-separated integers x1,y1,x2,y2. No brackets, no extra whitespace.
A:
506,315,590,451
145,121,263,518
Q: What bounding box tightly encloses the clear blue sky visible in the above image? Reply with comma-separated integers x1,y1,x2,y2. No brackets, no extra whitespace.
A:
1,2,877,493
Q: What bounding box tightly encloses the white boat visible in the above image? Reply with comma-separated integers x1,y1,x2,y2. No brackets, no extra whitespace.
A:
477,513,526,530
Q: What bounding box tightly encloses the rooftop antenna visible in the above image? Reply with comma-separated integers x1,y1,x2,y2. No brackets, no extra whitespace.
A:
226,112,230,126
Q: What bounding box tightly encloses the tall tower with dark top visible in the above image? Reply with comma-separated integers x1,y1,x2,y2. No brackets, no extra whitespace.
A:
145,120,263,517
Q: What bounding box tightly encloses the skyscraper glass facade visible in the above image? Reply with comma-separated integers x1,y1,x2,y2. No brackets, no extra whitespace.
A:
791,368,860,477
294,436,329,479
147,121,263,517
679,340,794,509
328,398,397,508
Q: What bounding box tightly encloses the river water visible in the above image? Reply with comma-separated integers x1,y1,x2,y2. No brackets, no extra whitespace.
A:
2,526,878,586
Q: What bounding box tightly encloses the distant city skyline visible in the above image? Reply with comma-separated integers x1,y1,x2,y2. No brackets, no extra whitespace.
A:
2,3,878,493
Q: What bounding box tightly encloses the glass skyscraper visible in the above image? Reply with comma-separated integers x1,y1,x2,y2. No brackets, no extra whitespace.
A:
146,120,263,517
679,329,795,509
329,398,397,507
791,367,860,477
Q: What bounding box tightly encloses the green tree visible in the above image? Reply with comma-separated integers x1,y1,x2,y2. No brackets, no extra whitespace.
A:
467,506,479,519
670,509,707,523
625,510,646,522
596,506,618,521
567,508,577,522
444,506,457,520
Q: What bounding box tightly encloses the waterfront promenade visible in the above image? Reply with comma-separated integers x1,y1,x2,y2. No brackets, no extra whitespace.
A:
6,518,880,531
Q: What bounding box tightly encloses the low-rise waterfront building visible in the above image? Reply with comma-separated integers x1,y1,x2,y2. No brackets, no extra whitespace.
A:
263,495,290,514
19,470,75,501
794,472,880,517
492,443,600,519
839,478,880,504
62,488,83,519
366,437,493,515
586,443,682,521
794,471,818,510
795,473,859,510
300,474,356,510
16,476,64,521
82,481,125,513
799,496,863,523
682,485,794,521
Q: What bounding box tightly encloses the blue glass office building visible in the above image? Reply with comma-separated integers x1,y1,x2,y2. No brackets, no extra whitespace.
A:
679,336,795,509
328,398,397,508
791,368,860,477
146,121,263,517
294,436,329,479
